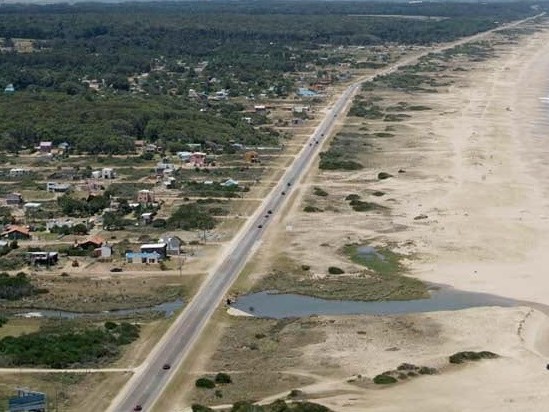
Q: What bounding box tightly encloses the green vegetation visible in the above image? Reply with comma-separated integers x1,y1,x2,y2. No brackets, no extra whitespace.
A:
229,400,331,412
327,266,344,275
0,272,47,301
0,321,139,368
214,372,233,384
378,172,393,180
373,374,398,384
167,202,218,230
195,378,216,389
313,187,329,197
449,351,499,364
349,100,384,119
319,149,363,171
303,205,323,213
0,317,7,328
349,199,385,212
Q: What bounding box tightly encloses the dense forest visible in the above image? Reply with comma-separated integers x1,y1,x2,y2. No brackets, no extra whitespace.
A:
0,1,538,153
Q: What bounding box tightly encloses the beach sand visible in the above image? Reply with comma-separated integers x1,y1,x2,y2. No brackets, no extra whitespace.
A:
238,20,549,412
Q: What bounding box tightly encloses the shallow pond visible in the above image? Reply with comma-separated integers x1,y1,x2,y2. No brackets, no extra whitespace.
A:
232,287,525,319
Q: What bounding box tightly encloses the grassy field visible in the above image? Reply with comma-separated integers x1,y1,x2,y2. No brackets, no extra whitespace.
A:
250,246,427,302
188,315,320,407
2,273,204,312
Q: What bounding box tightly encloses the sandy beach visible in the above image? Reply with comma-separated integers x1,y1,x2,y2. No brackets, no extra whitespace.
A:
223,19,549,412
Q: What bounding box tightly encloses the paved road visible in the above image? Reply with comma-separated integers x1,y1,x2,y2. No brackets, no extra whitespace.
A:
107,14,543,412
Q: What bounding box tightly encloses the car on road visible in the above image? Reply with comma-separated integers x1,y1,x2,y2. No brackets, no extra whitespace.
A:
267,210,272,214
133,406,142,411
265,215,269,218
258,224,263,228
162,363,171,370
110,268,123,273
315,141,319,144
281,191,286,195
287,182,291,186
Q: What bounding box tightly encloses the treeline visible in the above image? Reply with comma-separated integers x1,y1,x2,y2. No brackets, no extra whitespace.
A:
0,93,275,154
0,2,536,90
0,321,139,368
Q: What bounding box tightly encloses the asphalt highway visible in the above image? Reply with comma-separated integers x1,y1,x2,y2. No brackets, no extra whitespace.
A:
107,14,543,411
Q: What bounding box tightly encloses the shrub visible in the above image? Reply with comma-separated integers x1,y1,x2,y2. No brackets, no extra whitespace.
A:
396,363,417,371
301,265,310,271
372,191,385,197
449,351,499,364
378,172,393,180
192,405,214,412
345,194,361,201
303,206,322,213
214,372,232,384
418,366,437,375
373,374,397,384
0,317,7,328
195,377,216,389
289,389,304,398
313,187,328,197
328,266,344,275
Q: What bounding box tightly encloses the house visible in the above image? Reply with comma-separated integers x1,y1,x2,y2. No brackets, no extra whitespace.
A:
77,235,104,249
155,162,176,176
101,168,116,179
140,243,167,258
291,118,304,125
4,193,23,207
163,177,177,189
1,225,31,240
125,251,161,264
243,151,259,163
4,84,14,93
8,168,29,178
36,141,53,153
190,152,206,167
293,105,310,114
0,240,8,249
58,142,70,152
297,87,318,98
159,235,183,255
141,212,154,224
93,244,113,259
176,151,192,162
134,140,145,150
221,179,239,187
137,189,155,205
145,143,160,153
46,182,71,193
23,202,42,212
254,105,267,113
28,251,58,266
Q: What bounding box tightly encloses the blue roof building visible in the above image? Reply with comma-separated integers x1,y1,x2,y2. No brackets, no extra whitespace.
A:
297,87,318,97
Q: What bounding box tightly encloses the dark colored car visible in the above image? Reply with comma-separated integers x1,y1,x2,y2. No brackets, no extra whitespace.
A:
267,210,272,214
281,192,286,195
110,268,123,273
258,224,263,228
162,364,171,370
287,182,292,186
133,406,143,411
